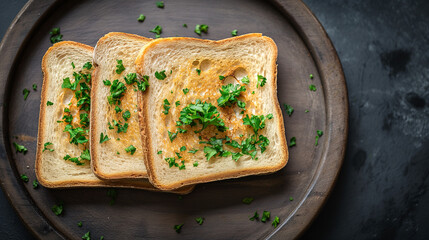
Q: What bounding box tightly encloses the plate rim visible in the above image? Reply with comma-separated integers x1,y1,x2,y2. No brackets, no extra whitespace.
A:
0,0,348,239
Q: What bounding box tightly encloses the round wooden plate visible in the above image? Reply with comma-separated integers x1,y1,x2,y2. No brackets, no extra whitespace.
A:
0,0,347,239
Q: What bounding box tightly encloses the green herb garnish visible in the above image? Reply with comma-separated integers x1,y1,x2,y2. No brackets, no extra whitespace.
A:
219,75,225,80
20,174,29,182
107,79,126,104
261,211,270,223
137,14,146,22
52,203,63,216
289,197,294,201
249,211,259,221
82,232,90,240
155,70,166,80
183,88,189,94
32,180,38,189
150,25,162,38
47,101,54,106
309,84,316,91
289,137,296,147
284,104,294,116
80,113,89,128
241,76,250,84
178,100,227,133
310,73,314,79
217,83,246,107
242,197,254,204
82,62,92,70
78,221,83,227
195,217,204,225
168,130,177,142
71,62,75,69
13,142,27,154
174,224,184,233
193,161,199,167
196,68,201,75
125,145,136,155
23,88,30,100
43,142,54,152
257,75,267,88
163,99,171,114
49,27,62,44
180,146,186,152
124,73,137,84
103,79,111,86
194,24,208,35
175,101,181,107
315,130,323,146
156,1,164,8
32,84,37,91
183,24,187,28
116,59,125,74
231,29,238,36
100,133,110,143
189,149,198,154
122,110,131,121
272,216,280,227
157,150,162,154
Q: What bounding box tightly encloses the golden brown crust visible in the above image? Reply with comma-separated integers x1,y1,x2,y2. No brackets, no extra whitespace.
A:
136,33,289,190
37,41,193,194
90,32,152,180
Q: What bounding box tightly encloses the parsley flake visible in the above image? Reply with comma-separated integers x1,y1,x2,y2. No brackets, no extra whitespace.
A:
309,84,316,91
249,211,259,221
82,62,92,70
310,73,314,79
100,133,110,143
157,150,162,154
196,68,201,75
125,145,136,155
82,231,90,240
180,146,186,152
289,197,294,201
178,100,227,133
155,70,167,80
289,137,296,147
137,14,146,22
47,101,54,106
261,211,270,223
183,88,189,94
189,149,198,154
168,130,178,142
174,224,184,233
103,79,111,86
49,27,62,44
284,104,294,116
78,221,83,227
193,161,199,167
175,101,181,107
272,216,280,227
32,180,38,189
13,142,27,154
217,83,246,107
52,203,63,216
195,217,204,225
23,88,30,100
257,75,267,88
124,73,137,84
163,99,171,114
219,75,225,80
183,23,187,28
115,60,125,74
32,84,37,91
231,29,238,36
150,25,162,38
315,130,323,146
194,24,208,35
20,174,29,182
241,76,250,84
122,110,131,121
43,142,54,152
156,1,164,8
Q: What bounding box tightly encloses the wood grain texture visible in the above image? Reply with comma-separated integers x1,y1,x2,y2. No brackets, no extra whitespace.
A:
0,0,347,239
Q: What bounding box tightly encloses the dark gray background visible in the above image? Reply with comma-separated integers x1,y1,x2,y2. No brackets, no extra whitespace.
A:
1,0,428,239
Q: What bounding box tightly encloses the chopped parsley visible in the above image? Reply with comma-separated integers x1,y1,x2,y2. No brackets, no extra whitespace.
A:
231,29,238,36
115,106,122,113
237,100,246,110
80,113,89,128
165,157,178,168
115,59,125,74
20,174,29,182
168,130,178,142
23,88,30,100
179,160,186,170
78,221,83,227
241,76,250,84
155,70,167,80
272,216,280,227
107,189,117,205
305,109,309,113
113,120,129,133
49,27,62,44
13,142,27,154
64,154,84,165
310,73,314,79
289,137,296,147
309,84,317,91
178,100,227,133
82,62,92,70
157,150,162,154
125,145,137,155
150,25,162,38
103,79,111,86
100,133,110,143
189,149,198,154
284,104,294,116
242,197,254,204
80,149,91,161
137,75,150,91
243,114,272,134
163,99,171,114
193,161,199,167
195,24,208,35
124,73,137,84
137,14,146,22
71,62,75,69
315,130,323,146
289,197,294,201
43,142,54,152
52,203,63,216
219,75,225,80
62,77,77,90
257,75,267,88
107,79,126,105
63,124,88,145
156,1,164,8
122,110,131,121
32,180,38,189
183,88,189,94
180,146,186,152
175,101,181,107
200,137,231,161
32,84,37,91
261,211,270,223
47,101,54,106
183,23,187,28
217,83,246,107
249,211,259,221
196,68,201,75
195,217,204,225
174,224,184,233
82,232,90,240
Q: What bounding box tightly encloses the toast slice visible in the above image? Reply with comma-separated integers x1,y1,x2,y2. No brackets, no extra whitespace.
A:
90,32,151,179
135,33,288,190
36,41,193,194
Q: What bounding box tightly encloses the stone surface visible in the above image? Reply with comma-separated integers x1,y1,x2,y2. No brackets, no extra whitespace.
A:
0,0,428,239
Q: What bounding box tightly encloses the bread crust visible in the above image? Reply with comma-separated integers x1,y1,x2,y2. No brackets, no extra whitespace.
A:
36,41,193,194
90,32,152,179
136,33,289,190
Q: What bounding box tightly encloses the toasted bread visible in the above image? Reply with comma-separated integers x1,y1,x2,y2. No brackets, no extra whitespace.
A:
36,41,193,194
135,33,288,190
90,32,151,179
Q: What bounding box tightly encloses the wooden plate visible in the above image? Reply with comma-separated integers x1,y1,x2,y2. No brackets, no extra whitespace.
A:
0,0,348,239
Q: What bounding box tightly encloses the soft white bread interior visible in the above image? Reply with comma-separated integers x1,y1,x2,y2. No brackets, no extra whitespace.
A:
135,33,288,190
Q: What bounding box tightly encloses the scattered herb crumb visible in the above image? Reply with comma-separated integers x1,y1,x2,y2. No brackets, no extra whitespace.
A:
231,29,238,36
52,203,63,216
23,88,30,100
310,73,314,79
272,216,280,227
261,211,270,223
305,110,309,113
137,14,146,22
309,84,316,91
13,142,27,154
183,24,187,28
82,231,90,240
242,197,254,204
284,104,294,116
195,217,204,225
32,84,37,91
289,137,296,147
289,197,294,201
20,174,29,182
47,101,54,106
315,130,323,146
32,180,38,189
196,68,201,75
249,211,259,221
174,224,184,233
195,24,208,35
78,221,83,227
156,1,164,8
157,150,162,154
49,27,63,44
